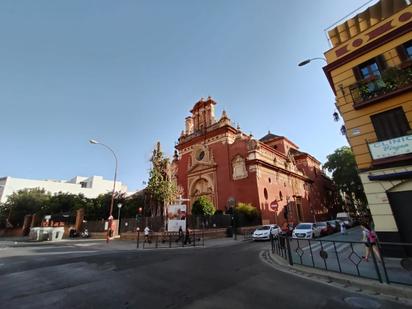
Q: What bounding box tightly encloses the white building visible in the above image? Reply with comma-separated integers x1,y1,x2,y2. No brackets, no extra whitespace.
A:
0,176,131,204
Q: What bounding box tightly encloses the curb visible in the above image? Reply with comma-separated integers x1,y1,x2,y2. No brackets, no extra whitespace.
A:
261,250,412,306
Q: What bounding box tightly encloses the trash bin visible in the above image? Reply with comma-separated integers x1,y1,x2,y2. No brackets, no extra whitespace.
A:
41,231,50,241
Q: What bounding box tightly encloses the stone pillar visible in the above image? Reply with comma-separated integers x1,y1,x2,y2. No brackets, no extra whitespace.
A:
22,215,32,236
75,208,85,232
185,116,193,135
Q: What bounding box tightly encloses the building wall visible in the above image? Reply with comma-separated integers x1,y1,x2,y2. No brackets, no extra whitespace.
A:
175,99,337,225
359,165,412,234
324,2,412,240
0,176,129,204
325,5,412,170
176,131,261,214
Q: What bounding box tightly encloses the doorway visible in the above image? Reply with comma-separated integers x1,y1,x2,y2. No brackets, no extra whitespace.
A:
387,190,412,244
387,190,412,256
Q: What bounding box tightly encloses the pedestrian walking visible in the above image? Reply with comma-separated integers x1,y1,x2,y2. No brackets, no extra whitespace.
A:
339,220,346,235
144,226,151,243
184,227,191,245
361,222,381,262
176,226,183,242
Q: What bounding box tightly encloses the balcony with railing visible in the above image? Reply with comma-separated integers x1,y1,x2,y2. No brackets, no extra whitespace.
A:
349,60,412,109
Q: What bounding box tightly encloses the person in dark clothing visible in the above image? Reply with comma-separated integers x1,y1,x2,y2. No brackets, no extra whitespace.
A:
184,228,191,245
176,226,183,242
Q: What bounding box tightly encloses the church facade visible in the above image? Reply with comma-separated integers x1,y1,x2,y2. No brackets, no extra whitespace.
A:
173,97,338,225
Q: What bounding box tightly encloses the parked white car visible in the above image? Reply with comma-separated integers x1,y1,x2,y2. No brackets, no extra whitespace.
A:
252,224,281,241
292,223,322,239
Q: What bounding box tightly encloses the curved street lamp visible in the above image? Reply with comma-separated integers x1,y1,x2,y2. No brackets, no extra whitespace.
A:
298,57,327,67
89,139,118,242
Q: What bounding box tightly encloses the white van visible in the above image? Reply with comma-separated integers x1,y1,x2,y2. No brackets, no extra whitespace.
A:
336,212,353,227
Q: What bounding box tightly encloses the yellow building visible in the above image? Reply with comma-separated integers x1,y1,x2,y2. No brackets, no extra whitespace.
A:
323,0,412,246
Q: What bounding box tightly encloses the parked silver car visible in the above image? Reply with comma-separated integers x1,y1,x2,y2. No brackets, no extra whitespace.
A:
292,223,322,239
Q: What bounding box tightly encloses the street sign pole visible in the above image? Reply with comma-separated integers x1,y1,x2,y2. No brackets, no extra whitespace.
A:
270,200,279,225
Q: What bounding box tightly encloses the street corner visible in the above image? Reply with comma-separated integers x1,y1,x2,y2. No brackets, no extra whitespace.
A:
263,249,412,307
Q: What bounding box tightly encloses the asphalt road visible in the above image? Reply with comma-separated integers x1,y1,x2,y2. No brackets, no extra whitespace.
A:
0,240,408,309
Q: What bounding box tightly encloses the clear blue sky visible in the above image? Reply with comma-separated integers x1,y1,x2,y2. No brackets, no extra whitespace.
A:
0,0,372,191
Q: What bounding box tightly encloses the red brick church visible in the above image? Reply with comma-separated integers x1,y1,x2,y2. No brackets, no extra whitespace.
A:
172,97,338,226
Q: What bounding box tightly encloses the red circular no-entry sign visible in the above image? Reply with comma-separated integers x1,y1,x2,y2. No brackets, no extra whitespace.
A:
269,200,278,212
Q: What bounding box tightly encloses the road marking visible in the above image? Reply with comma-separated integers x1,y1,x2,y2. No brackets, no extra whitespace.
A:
300,243,322,252
37,250,97,255
74,243,100,247
300,242,350,253
337,243,351,253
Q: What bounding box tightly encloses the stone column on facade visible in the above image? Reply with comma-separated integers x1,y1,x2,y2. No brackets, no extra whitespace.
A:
185,116,193,135
205,105,210,126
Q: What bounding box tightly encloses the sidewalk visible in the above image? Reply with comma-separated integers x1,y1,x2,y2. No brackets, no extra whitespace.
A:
266,227,412,303
264,250,412,306
289,226,412,285
0,234,245,251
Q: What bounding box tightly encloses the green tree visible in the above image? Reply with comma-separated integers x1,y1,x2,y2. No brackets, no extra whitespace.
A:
146,142,179,217
2,188,50,227
45,193,92,215
84,191,126,221
323,146,367,212
121,191,145,219
191,196,215,216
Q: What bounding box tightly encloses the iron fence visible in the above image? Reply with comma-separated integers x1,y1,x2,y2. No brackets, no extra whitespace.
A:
138,230,204,249
271,235,412,286
242,227,256,241
115,214,259,234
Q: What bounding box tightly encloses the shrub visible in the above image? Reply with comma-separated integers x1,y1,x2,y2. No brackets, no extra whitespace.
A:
192,196,215,216
235,202,259,221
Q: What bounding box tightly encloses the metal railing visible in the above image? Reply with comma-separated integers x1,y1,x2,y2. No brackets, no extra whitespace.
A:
349,61,412,107
271,235,412,286
242,228,256,241
137,230,204,249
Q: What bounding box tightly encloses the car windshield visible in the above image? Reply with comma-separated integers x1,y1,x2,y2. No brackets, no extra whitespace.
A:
317,222,327,227
257,226,270,230
337,217,349,221
295,224,312,230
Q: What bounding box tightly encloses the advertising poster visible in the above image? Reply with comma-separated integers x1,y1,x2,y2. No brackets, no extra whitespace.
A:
167,204,186,232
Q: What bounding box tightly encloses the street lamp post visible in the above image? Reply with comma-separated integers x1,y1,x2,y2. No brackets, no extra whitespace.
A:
117,203,123,236
298,57,327,67
89,139,118,243
286,196,290,227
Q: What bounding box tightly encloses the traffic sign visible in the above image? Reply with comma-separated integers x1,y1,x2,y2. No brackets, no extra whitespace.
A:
269,200,278,212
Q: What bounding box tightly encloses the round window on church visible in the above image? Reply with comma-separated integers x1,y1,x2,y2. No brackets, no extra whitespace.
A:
197,150,205,161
